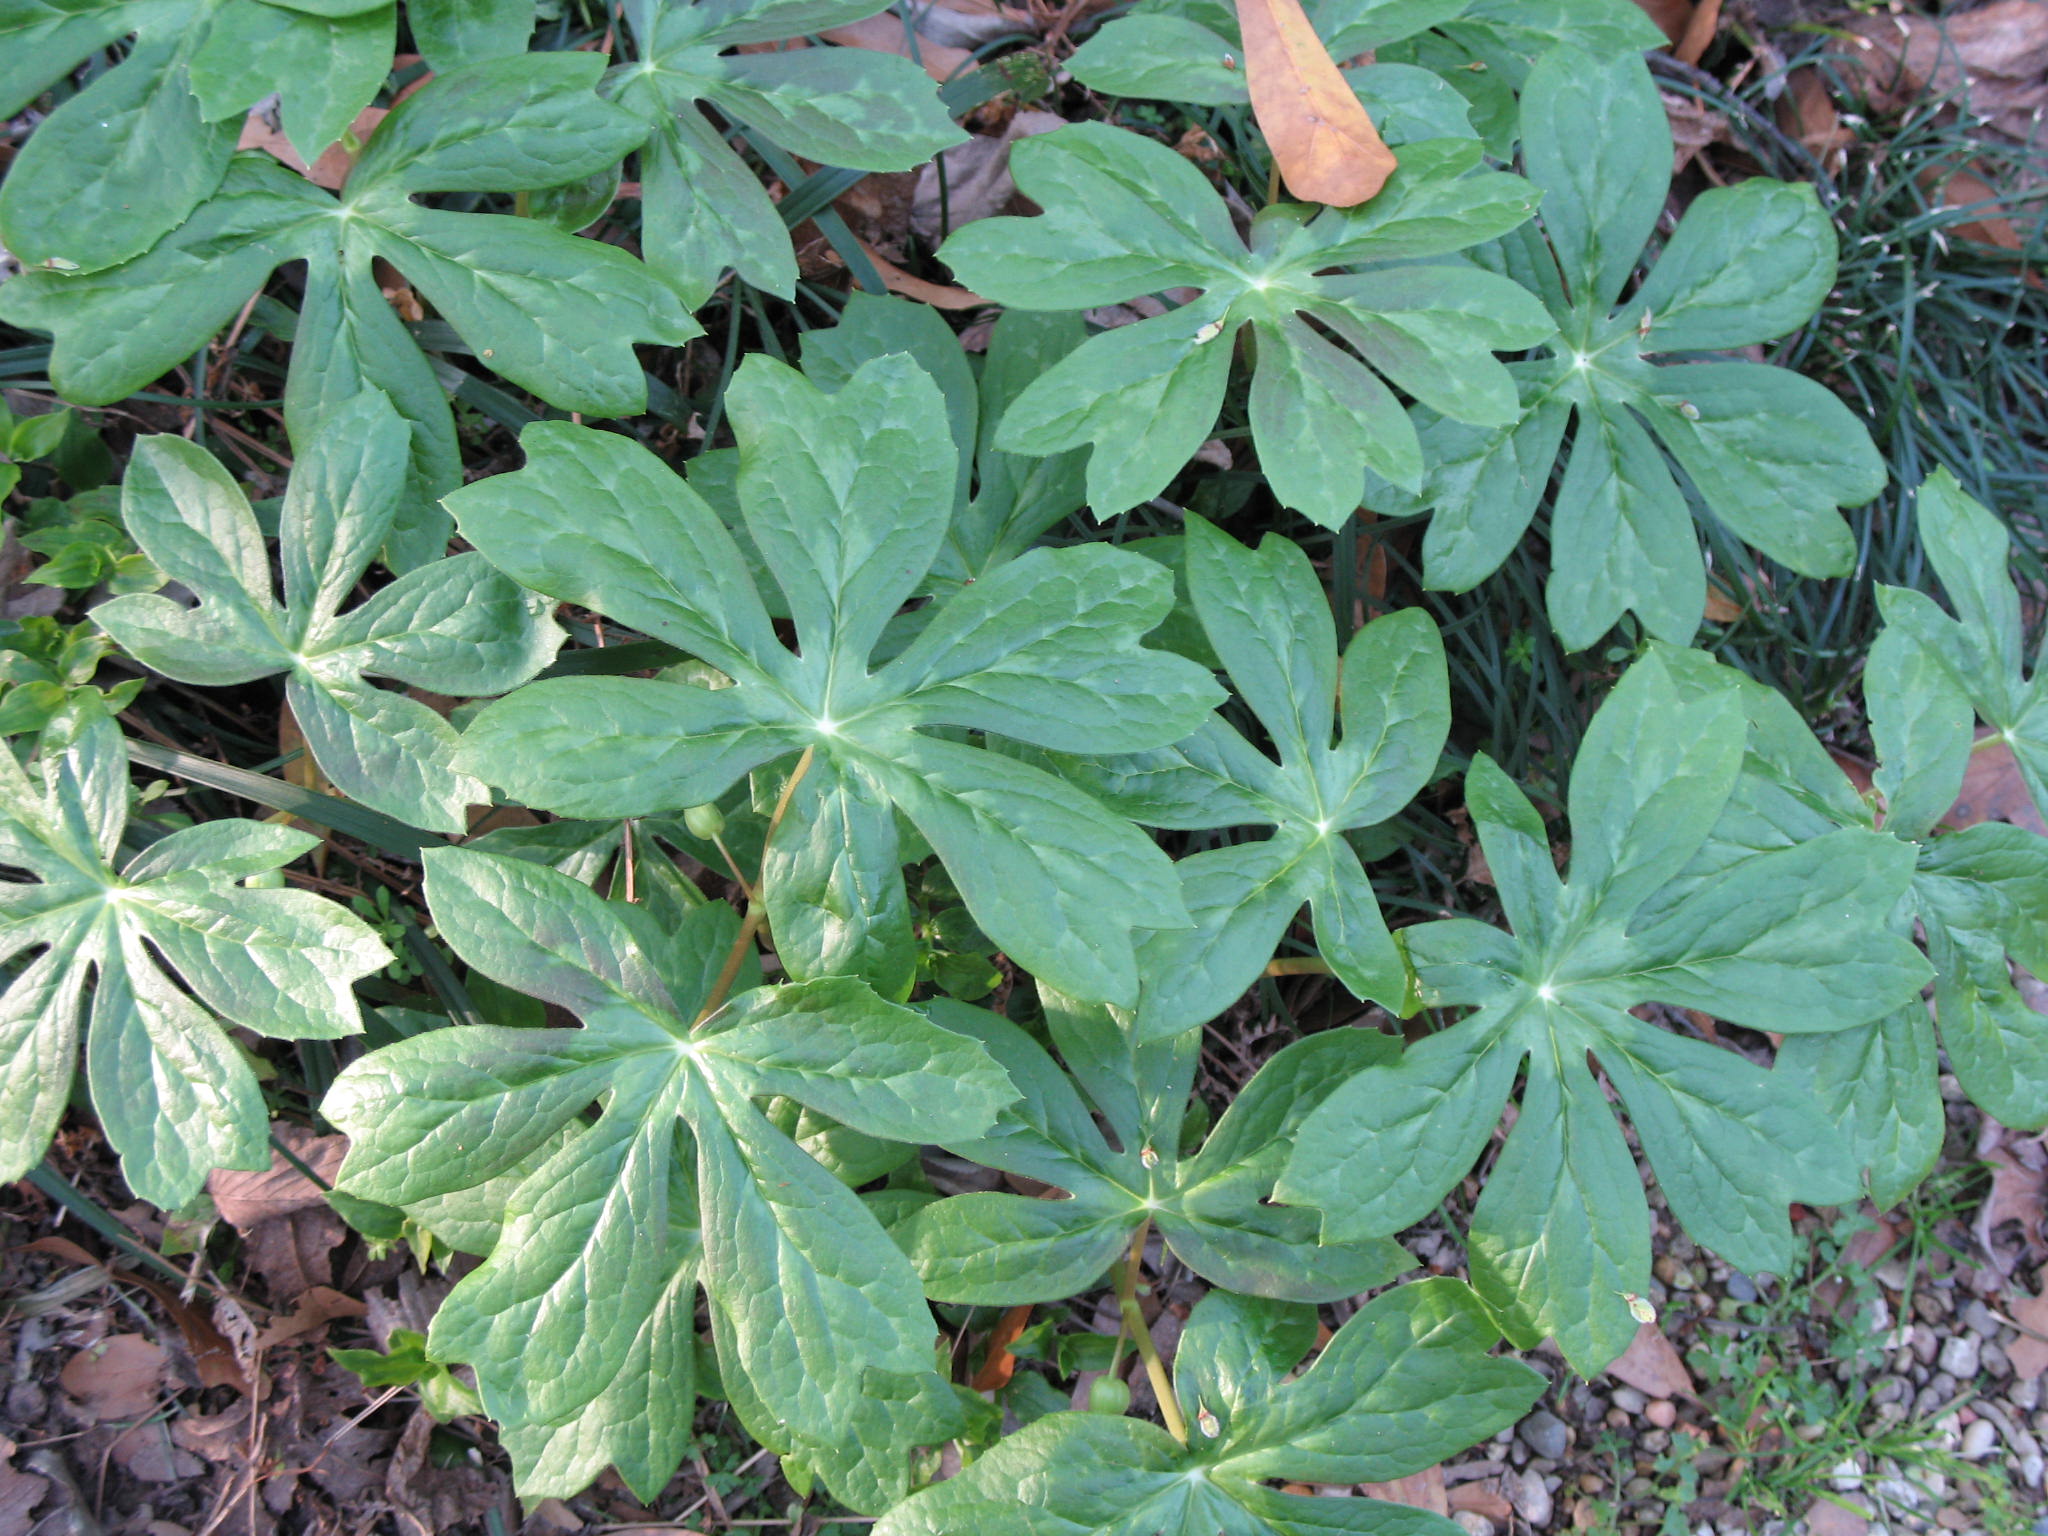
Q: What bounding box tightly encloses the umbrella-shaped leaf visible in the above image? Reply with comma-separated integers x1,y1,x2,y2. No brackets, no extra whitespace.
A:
1050,517,1448,1033
899,994,1411,1305
91,392,562,833
0,701,390,1207
936,124,1551,525
609,0,964,306
874,1281,1542,1536
0,54,698,568
1383,47,1885,650
448,353,1221,1007
1279,652,1927,1371
323,846,1014,1508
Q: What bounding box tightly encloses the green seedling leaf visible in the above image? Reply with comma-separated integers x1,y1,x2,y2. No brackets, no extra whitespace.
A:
900,995,1411,1304
1279,652,1928,1372
0,54,698,568
0,700,391,1208
937,124,1551,525
91,392,563,833
1051,518,1448,1033
323,846,1015,1509
609,0,965,307
448,353,1221,1007
1380,46,1886,651
330,1328,483,1420
874,1280,1542,1536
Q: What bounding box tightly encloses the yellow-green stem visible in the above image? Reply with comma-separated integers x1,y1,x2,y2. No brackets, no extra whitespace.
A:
1116,1219,1187,1443
693,747,813,1027
1264,956,1331,976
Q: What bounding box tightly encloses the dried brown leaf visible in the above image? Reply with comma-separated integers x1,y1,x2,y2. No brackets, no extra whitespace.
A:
1605,1321,1696,1401
1945,731,2048,835
1359,1466,1449,1514
59,1334,166,1422
209,1128,346,1231
2005,1293,2048,1380
254,1286,368,1351
1240,0,1396,206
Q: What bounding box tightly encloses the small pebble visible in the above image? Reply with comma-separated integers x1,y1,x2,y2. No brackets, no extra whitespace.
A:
1833,1458,1865,1492
1958,1420,1998,1461
1726,1271,1758,1302
1982,1342,2010,1378
1612,1386,1648,1414
1624,1476,1654,1499
1517,1410,1570,1461
1960,1300,2000,1336
1452,1513,1494,1536
2019,1453,2044,1491
1646,1398,1676,1428
1875,1476,1924,1510
2010,1374,2041,1412
1508,1469,1552,1528
1939,1335,1980,1378
1640,1429,1670,1453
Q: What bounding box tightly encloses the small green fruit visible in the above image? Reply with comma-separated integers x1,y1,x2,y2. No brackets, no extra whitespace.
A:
1086,1376,1131,1415
683,802,726,840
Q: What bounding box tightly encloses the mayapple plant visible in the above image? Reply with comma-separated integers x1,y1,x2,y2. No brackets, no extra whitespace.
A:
2,4,2044,1528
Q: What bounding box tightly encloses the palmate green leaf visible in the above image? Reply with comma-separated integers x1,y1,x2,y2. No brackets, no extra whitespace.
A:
0,700,390,1208
323,846,1014,1510
89,392,562,834
1643,616,2048,1161
875,1281,1542,1536
609,0,964,307
936,125,1551,526
1875,468,2048,822
900,994,1411,1305
1278,652,1927,1372
1379,47,1885,651
0,54,698,568
1049,519,1447,1034
449,353,1220,1007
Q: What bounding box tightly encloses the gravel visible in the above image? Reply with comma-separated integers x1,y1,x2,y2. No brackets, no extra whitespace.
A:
1517,1410,1570,1462
1939,1334,1981,1378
